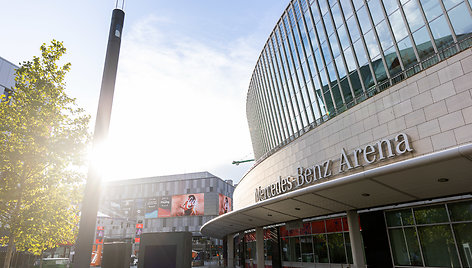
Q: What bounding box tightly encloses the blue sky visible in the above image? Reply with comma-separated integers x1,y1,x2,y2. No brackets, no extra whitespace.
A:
0,0,288,183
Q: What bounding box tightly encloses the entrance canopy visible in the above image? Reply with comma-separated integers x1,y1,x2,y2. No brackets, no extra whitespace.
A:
201,144,472,239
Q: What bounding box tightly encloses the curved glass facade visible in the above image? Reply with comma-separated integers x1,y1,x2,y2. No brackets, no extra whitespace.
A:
247,0,472,160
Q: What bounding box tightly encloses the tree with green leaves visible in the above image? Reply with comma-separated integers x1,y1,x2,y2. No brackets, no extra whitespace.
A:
0,40,90,268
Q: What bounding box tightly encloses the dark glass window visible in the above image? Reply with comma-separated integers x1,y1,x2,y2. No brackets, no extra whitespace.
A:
313,234,329,263
300,236,314,262
418,225,461,267
414,205,449,224
327,233,347,263
389,227,423,266
448,200,472,221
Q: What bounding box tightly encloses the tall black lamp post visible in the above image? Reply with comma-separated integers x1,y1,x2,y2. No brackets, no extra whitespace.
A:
74,8,125,267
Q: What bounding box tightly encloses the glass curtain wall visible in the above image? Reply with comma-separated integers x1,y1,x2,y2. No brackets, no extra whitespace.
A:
385,199,472,267
279,217,355,267
247,0,472,160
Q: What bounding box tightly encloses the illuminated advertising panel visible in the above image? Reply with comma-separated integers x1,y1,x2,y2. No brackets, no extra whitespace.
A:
145,198,159,219
218,194,232,215
171,193,204,216
158,196,172,218
135,223,143,243
95,226,104,244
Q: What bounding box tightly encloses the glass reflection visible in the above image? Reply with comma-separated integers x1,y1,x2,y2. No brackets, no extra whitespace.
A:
323,13,335,36
397,37,418,69
319,0,329,15
443,0,464,10
341,0,354,18
420,0,444,22
357,6,372,34
368,0,385,25
354,39,368,66
364,30,380,59
376,20,395,50
344,47,357,72
429,15,454,51
332,3,344,28
418,225,461,267
382,0,399,15
330,34,341,58
352,0,364,11
371,55,388,83
350,71,364,97
338,24,351,50
389,10,409,41
384,46,402,76
413,26,435,60
403,0,425,32
448,2,472,40
347,16,361,42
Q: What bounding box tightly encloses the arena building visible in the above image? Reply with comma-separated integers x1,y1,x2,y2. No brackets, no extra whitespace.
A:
201,0,472,267
95,172,234,261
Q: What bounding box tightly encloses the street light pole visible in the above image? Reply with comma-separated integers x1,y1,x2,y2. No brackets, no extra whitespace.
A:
74,8,125,267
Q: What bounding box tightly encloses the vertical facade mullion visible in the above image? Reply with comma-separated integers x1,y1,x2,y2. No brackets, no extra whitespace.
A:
362,0,392,82
326,0,356,104
274,26,300,136
396,0,422,67
349,0,380,88
377,0,406,73
268,38,292,141
304,2,332,121
286,4,314,128
437,0,460,51
259,54,282,146
296,0,325,124
255,65,277,151
271,35,296,138
324,1,349,106
290,0,318,125
262,49,287,143
413,0,440,58
280,16,305,133
310,0,340,113
253,76,271,155
337,0,368,95
249,78,266,156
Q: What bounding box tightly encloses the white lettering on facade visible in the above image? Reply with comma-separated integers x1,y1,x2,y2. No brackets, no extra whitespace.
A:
255,133,413,202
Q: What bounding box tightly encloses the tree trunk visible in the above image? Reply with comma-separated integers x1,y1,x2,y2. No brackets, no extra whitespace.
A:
39,250,44,268
3,235,15,268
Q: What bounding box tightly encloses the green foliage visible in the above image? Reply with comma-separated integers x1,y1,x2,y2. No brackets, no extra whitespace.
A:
0,40,90,258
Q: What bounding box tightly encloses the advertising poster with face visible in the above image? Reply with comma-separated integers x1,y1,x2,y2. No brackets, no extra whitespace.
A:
218,194,232,215
158,196,172,218
145,198,159,219
171,193,204,216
